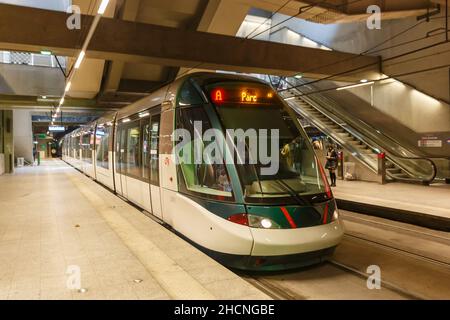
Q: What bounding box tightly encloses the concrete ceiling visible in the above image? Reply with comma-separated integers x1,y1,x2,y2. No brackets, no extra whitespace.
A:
1,0,442,111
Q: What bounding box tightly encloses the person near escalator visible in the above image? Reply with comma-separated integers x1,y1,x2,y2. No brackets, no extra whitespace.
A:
325,145,338,187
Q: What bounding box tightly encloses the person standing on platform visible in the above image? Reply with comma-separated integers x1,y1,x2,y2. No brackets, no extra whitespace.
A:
325,145,338,187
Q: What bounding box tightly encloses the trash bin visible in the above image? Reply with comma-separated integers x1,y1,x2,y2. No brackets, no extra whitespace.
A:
344,162,356,180
17,157,24,167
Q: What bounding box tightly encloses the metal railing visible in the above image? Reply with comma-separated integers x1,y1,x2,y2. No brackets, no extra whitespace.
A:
0,51,67,69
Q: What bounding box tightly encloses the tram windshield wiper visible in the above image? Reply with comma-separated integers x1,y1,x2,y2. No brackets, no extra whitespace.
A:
274,179,309,206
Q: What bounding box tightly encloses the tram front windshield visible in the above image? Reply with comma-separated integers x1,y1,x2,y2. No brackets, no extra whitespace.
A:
208,82,329,204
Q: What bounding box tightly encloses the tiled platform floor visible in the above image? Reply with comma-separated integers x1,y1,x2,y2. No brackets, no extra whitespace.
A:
333,179,450,219
0,160,269,300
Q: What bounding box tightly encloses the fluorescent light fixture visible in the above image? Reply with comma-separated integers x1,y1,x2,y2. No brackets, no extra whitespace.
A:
98,0,110,14
360,79,368,83
294,74,303,79
139,112,150,118
284,97,296,101
40,50,52,55
122,118,130,123
336,81,374,91
42,96,47,99
49,126,65,132
65,81,72,92
74,51,85,69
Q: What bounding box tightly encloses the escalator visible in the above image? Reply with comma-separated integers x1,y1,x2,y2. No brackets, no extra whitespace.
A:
274,77,445,185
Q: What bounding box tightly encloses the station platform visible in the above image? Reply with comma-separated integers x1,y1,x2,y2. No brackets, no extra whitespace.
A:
0,160,270,300
333,180,450,230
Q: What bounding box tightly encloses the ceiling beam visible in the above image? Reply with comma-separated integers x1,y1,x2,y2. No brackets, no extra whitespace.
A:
0,93,116,112
0,4,380,80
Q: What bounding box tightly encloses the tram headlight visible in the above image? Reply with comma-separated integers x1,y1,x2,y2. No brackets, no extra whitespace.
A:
248,215,281,229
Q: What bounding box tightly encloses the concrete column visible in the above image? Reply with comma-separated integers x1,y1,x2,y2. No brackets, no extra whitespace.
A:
1,110,14,174
13,109,34,164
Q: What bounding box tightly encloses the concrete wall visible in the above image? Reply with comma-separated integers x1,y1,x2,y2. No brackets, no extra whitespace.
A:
0,63,64,96
0,0,71,11
335,79,450,134
13,109,33,164
320,81,450,158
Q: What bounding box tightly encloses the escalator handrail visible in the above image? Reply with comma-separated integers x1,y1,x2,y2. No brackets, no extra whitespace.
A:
278,78,439,183
289,101,380,173
291,90,437,183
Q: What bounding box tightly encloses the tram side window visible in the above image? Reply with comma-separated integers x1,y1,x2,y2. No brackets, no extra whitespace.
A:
118,116,159,182
82,133,92,163
76,136,81,158
149,114,160,186
117,127,126,173
96,126,111,169
75,136,80,159
124,121,141,179
141,119,152,182
175,106,233,199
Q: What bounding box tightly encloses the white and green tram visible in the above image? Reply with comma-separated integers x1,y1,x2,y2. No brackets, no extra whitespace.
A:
62,72,344,271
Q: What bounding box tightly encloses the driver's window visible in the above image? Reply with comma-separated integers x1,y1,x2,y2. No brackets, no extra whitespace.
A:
175,106,233,200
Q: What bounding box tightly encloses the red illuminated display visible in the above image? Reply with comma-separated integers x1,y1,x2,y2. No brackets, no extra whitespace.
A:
211,89,224,102
209,85,275,105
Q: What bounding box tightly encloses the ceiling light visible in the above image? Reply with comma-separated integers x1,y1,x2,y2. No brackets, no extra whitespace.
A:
74,51,85,69
42,96,47,99
40,50,52,55
139,112,150,118
360,79,368,83
336,81,374,91
122,118,130,123
294,74,303,79
98,0,110,14
60,97,65,105
65,81,72,92
284,97,296,101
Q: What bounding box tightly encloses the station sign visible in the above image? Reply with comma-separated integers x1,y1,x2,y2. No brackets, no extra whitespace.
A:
418,136,442,148
49,126,65,132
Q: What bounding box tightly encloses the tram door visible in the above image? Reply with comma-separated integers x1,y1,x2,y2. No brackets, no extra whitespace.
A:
115,126,126,197
149,113,162,219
